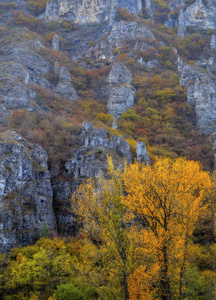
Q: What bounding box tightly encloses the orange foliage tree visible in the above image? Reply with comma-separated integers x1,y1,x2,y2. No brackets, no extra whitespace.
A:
71,158,137,300
122,158,214,300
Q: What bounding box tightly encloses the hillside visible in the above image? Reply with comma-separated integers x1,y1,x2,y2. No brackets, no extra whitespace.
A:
0,0,216,299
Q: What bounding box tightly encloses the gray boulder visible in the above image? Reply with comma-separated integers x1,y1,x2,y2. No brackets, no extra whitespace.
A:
0,131,56,253
65,121,133,177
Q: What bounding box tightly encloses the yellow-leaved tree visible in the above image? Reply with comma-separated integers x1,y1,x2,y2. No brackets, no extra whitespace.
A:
71,157,137,300
122,157,214,300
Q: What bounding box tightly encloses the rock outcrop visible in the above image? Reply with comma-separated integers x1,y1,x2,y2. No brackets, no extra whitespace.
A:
180,64,216,166
106,63,132,85
136,141,150,165
0,41,53,125
180,65,216,133
0,42,52,78
177,0,216,36
85,20,155,61
193,74,216,134
106,63,135,127
0,62,36,126
0,131,56,253
66,121,133,174
54,66,79,100
52,34,60,52
210,34,216,50
108,85,136,126
53,121,133,235
45,0,143,24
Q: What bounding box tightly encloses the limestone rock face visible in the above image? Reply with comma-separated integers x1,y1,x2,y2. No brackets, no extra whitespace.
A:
106,63,135,126
180,64,216,134
107,85,136,121
179,64,216,166
54,66,79,100
34,40,45,50
0,131,56,253
210,34,216,49
177,0,216,36
136,141,150,165
83,21,155,61
145,0,154,19
193,74,216,134
0,62,36,126
109,20,155,41
45,0,143,24
0,41,53,125
52,34,60,52
207,57,216,75
0,43,52,78
177,55,184,72
53,122,133,235
66,122,133,171
180,65,202,87
106,63,132,85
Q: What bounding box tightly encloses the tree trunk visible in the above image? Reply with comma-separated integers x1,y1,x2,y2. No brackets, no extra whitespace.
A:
160,245,171,300
121,249,129,300
178,237,188,300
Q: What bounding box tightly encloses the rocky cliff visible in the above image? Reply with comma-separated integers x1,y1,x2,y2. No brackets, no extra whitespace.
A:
45,0,143,24
106,63,136,127
177,0,216,36
0,131,56,253
53,122,149,235
0,123,150,250
180,62,216,167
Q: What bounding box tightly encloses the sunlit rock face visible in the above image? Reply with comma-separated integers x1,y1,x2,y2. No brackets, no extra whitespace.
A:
45,0,143,24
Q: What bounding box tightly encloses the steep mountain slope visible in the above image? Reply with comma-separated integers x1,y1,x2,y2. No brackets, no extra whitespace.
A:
0,0,216,252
